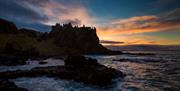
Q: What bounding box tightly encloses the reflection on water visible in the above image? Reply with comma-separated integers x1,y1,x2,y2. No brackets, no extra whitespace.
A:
3,51,180,91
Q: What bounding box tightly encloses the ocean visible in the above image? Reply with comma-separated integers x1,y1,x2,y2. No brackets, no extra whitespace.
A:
1,50,180,91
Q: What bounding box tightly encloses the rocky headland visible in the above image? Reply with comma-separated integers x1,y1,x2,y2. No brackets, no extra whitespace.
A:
0,18,121,65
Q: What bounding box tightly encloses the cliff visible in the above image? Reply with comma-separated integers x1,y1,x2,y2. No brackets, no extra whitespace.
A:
49,23,109,54
0,18,120,56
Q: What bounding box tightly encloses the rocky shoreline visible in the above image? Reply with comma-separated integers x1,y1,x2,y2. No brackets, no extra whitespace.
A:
0,56,125,89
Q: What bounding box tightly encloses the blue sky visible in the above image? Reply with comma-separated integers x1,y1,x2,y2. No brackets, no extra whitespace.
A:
82,0,180,18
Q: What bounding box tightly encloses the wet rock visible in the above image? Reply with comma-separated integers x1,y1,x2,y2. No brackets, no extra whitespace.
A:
113,58,131,62
38,61,47,64
0,55,27,66
0,79,28,91
64,56,125,86
64,56,98,68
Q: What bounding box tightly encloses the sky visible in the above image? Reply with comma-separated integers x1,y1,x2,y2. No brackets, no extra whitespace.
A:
0,0,180,45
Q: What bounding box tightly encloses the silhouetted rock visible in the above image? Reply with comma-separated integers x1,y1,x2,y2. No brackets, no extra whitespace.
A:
0,18,18,33
38,61,47,64
64,56,98,68
0,56,125,86
0,55,27,66
18,28,41,38
0,79,28,91
3,42,39,57
64,56,125,86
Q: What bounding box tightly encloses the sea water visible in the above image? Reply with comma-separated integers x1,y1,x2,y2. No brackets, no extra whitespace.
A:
1,50,180,91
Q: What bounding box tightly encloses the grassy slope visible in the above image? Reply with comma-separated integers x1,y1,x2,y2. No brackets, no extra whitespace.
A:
0,34,64,56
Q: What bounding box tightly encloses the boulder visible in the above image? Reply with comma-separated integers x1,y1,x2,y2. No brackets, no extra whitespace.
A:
38,61,47,65
64,56,98,68
0,55,27,66
64,56,125,85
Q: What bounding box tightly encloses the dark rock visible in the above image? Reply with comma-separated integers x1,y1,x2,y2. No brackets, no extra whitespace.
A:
3,42,39,57
0,44,39,66
0,79,28,91
3,42,20,55
64,56,125,86
0,56,125,86
0,54,27,66
38,61,47,64
113,58,130,62
0,18,18,33
64,56,98,68
0,42,39,66
18,28,41,38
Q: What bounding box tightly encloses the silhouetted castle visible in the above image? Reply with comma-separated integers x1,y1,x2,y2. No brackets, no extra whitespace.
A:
51,23,96,33
49,23,108,54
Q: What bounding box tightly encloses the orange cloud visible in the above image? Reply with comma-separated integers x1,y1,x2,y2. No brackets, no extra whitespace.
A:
98,14,180,35
111,15,158,25
98,8,180,36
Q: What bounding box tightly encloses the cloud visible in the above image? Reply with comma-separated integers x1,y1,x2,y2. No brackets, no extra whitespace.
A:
100,39,159,46
126,40,158,45
0,0,49,23
110,15,158,30
152,0,179,6
100,40,124,45
0,0,50,31
0,0,96,31
98,8,180,36
162,8,180,22
18,0,96,26
62,19,81,25
96,8,180,45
